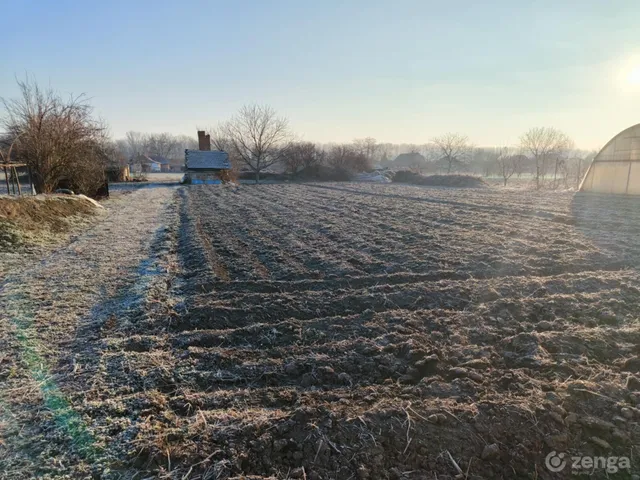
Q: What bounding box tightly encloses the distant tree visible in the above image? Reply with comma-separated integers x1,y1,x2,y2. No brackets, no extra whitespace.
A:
104,140,128,167
560,149,596,189
206,128,243,170
218,105,291,183
326,144,370,173
471,147,498,177
431,133,472,174
144,133,179,159
1,77,108,194
175,134,198,152
207,127,232,152
494,147,520,186
353,137,380,164
519,127,573,189
282,141,322,174
125,131,147,160
114,138,131,160
379,142,399,164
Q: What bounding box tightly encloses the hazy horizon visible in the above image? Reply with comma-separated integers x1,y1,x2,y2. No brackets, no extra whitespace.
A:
3,0,640,150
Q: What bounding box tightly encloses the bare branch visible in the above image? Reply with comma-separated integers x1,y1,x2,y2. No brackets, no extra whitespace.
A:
431,133,472,174
213,105,291,183
519,127,573,189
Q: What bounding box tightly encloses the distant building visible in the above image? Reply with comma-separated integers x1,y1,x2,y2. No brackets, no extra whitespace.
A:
147,155,171,173
183,131,231,184
130,154,170,173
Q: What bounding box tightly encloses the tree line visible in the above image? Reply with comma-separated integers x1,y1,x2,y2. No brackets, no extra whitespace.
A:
1,78,597,192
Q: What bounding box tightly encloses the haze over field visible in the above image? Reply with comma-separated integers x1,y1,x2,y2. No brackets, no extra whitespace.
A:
2,0,640,149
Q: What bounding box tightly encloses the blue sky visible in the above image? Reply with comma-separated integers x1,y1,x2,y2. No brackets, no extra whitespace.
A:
3,0,640,149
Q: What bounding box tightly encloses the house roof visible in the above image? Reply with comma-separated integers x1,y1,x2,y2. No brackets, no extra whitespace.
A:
185,150,231,170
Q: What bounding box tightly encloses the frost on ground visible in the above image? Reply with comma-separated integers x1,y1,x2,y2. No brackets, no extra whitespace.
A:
0,195,105,279
1,183,640,479
0,184,179,478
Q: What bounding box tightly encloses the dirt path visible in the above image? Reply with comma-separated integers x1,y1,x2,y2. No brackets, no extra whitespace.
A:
0,184,180,477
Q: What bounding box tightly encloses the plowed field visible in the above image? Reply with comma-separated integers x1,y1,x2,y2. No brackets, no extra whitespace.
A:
2,183,640,479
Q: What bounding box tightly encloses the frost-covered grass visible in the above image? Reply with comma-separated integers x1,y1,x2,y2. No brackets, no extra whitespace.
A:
0,185,179,477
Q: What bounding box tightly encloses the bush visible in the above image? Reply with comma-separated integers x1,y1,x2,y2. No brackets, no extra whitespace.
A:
1,78,108,196
217,169,238,183
392,171,487,188
392,170,422,184
326,145,371,173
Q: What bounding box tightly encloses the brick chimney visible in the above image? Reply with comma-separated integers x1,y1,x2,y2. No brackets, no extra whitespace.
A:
197,130,211,151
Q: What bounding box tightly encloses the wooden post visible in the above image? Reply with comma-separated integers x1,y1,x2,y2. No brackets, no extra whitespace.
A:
3,166,9,195
12,166,22,196
9,167,15,195
28,166,34,195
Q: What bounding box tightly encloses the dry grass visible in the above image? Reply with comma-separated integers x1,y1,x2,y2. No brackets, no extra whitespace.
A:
0,195,100,250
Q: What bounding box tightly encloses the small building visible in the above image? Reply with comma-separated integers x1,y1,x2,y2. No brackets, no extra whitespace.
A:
184,150,231,183
147,155,171,173
580,123,640,194
183,131,231,184
130,154,167,173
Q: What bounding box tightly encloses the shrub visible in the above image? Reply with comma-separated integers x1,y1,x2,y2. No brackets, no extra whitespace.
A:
1,78,108,196
217,169,237,183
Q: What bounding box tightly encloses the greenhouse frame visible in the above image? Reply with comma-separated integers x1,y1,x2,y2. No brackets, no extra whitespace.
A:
580,123,640,194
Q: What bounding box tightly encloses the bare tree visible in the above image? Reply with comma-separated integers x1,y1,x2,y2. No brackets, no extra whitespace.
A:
103,140,128,167
145,133,179,159
282,141,322,175
175,134,198,152
1,77,108,194
431,133,472,174
114,138,131,161
326,144,370,173
125,131,147,160
207,125,233,152
218,105,291,183
206,127,243,173
353,137,380,164
519,127,573,189
558,149,596,189
494,147,521,187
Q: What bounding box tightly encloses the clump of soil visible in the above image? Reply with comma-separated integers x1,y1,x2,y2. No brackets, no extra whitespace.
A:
393,171,487,188
0,195,99,250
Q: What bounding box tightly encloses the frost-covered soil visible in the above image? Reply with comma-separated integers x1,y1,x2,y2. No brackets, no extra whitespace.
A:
0,184,179,478
1,183,640,479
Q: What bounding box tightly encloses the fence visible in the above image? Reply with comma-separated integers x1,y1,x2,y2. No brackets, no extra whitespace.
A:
0,164,35,196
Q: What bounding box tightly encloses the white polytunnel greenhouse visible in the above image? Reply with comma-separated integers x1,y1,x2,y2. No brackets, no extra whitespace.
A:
580,123,640,194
